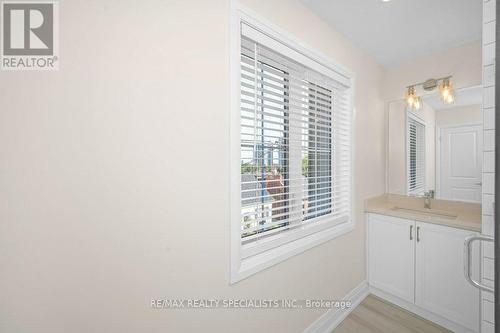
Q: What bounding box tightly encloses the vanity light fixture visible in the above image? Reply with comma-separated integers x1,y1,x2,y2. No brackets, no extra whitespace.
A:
405,86,422,111
404,76,455,110
439,78,455,104
405,86,417,108
413,96,422,111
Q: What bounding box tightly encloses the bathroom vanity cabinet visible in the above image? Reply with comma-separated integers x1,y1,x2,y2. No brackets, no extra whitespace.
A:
367,213,480,333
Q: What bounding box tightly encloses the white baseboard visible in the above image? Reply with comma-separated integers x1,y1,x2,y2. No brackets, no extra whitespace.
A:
303,281,369,333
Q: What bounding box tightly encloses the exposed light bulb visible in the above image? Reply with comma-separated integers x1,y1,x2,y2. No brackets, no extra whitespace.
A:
404,77,454,110
442,88,449,98
445,94,454,104
439,78,454,104
413,97,422,111
406,86,417,108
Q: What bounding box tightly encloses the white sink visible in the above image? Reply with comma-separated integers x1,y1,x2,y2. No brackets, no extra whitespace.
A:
390,206,458,220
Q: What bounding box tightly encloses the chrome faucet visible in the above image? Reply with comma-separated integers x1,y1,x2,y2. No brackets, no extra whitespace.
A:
423,190,434,209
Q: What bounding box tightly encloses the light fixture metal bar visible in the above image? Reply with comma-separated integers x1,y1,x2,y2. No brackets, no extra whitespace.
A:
405,75,452,89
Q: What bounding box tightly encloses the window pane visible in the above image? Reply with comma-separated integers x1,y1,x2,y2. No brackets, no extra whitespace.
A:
239,35,348,243
241,53,289,238
302,84,332,220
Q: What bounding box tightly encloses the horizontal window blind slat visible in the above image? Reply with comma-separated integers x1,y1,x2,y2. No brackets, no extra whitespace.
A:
239,33,351,246
242,198,350,220
241,209,350,240
242,190,350,212
407,116,425,194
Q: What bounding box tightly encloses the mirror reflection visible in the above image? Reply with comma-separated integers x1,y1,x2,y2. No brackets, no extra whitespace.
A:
387,86,483,203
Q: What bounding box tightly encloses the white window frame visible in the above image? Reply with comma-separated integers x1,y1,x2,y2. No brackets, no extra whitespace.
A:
229,4,356,283
406,111,426,196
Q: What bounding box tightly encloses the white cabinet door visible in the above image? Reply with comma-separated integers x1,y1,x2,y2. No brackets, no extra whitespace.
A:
415,222,480,331
368,214,415,303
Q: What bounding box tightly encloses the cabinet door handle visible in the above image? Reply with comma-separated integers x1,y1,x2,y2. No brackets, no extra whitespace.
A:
410,225,413,240
416,226,420,242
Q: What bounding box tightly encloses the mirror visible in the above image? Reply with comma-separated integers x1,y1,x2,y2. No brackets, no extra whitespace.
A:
387,86,483,203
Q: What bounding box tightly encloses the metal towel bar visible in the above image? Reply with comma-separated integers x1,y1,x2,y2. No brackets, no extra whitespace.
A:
464,235,495,293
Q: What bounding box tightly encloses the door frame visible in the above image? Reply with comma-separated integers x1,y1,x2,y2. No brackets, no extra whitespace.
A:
435,122,483,200
495,0,499,321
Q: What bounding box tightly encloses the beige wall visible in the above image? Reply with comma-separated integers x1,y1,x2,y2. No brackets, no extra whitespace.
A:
387,100,407,194
0,0,386,332
383,40,482,102
435,104,482,127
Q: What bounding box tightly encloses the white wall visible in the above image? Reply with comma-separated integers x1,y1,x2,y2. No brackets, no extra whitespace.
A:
435,104,482,127
481,0,496,332
0,0,386,332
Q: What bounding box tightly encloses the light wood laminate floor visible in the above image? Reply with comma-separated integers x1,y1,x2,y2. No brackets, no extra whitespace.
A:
333,295,451,333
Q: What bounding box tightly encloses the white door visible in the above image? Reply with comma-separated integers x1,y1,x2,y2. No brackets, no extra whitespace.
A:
368,214,415,303
415,222,480,332
438,124,482,202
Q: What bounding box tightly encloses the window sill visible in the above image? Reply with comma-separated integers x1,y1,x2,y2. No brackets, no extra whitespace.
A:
230,219,355,283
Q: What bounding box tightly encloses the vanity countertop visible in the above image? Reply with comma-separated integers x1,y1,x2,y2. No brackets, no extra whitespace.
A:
365,194,482,232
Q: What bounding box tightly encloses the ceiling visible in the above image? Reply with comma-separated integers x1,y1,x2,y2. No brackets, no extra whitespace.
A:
301,0,482,67
423,85,482,110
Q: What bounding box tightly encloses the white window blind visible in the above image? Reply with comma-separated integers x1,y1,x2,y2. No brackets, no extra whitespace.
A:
407,116,425,195
239,29,352,246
